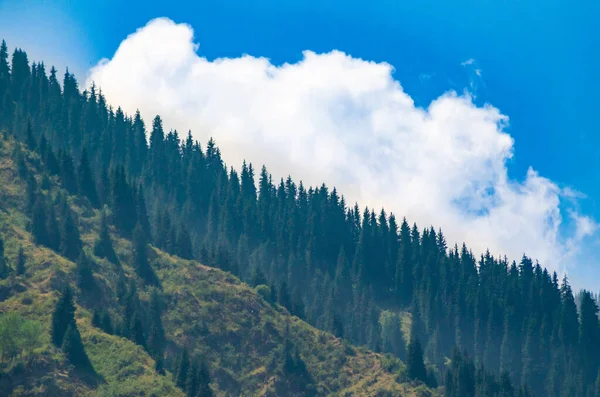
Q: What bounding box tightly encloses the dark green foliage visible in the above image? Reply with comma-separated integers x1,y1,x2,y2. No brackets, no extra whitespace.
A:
46,204,61,251
75,251,95,292
101,311,114,335
25,120,36,151
407,335,427,384
59,202,82,260
147,288,166,357
0,235,8,279
111,165,137,236
61,323,94,372
275,327,315,396
445,349,520,397
186,359,199,397
130,311,146,348
60,151,78,194
180,354,213,397
92,310,101,328
197,360,213,397
176,223,193,260
77,148,99,207
13,143,27,178
15,245,25,275
132,222,159,286
51,285,76,347
30,197,49,247
93,210,120,265
175,348,190,390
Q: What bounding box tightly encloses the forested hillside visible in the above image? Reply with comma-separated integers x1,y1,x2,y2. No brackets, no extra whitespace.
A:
0,39,599,396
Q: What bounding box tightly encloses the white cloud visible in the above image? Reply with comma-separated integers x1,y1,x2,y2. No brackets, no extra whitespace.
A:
87,18,596,274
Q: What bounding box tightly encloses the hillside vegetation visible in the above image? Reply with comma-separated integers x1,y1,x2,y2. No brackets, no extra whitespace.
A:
0,136,433,396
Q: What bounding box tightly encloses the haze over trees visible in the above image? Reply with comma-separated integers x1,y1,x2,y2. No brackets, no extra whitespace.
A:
0,38,599,396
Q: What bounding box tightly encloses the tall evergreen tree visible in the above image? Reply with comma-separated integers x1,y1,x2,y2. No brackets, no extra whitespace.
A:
93,210,119,265
62,323,94,372
132,222,159,286
0,234,8,279
59,204,82,260
176,348,190,390
75,251,95,292
407,335,428,384
77,148,99,207
51,285,76,347
15,245,25,275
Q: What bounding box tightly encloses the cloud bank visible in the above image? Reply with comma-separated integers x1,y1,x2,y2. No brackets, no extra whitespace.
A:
87,18,595,274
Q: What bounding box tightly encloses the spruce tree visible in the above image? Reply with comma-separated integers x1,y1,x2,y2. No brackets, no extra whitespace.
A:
60,204,82,260
62,323,93,372
132,222,159,286
407,335,428,384
51,285,76,347
31,197,49,247
93,210,119,265
77,148,99,207
147,288,166,357
60,151,78,194
130,311,146,348
75,251,95,292
0,235,7,279
101,311,114,335
176,223,193,260
92,310,102,328
176,348,190,389
46,203,61,251
197,359,213,397
15,245,25,275
186,359,199,397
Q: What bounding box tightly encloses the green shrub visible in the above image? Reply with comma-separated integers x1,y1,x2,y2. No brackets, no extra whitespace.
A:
255,284,272,303
0,311,43,361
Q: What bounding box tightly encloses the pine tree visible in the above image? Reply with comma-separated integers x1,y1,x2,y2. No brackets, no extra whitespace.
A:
176,223,193,260
15,245,25,275
30,197,49,247
130,311,146,348
197,359,213,397
579,291,600,385
93,210,119,265
51,285,76,347
101,311,114,335
60,204,82,260
77,148,99,207
92,310,102,329
176,348,190,389
0,234,7,279
278,281,292,312
25,119,36,150
186,358,199,397
75,251,95,292
132,222,158,286
407,335,428,384
60,151,78,194
147,288,166,357
61,323,93,372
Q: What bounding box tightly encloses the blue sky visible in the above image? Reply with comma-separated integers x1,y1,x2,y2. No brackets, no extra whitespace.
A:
0,0,599,289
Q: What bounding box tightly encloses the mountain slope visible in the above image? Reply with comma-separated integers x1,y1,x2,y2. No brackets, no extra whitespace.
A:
0,136,435,396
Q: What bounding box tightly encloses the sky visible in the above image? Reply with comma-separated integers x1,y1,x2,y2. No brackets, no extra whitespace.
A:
0,0,599,290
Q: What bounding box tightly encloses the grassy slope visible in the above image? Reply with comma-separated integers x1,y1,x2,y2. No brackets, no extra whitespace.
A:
0,136,436,396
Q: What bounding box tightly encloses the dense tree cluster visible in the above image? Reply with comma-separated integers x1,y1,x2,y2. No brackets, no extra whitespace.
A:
51,286,94,372
174,348,213,397
2,39,600,396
